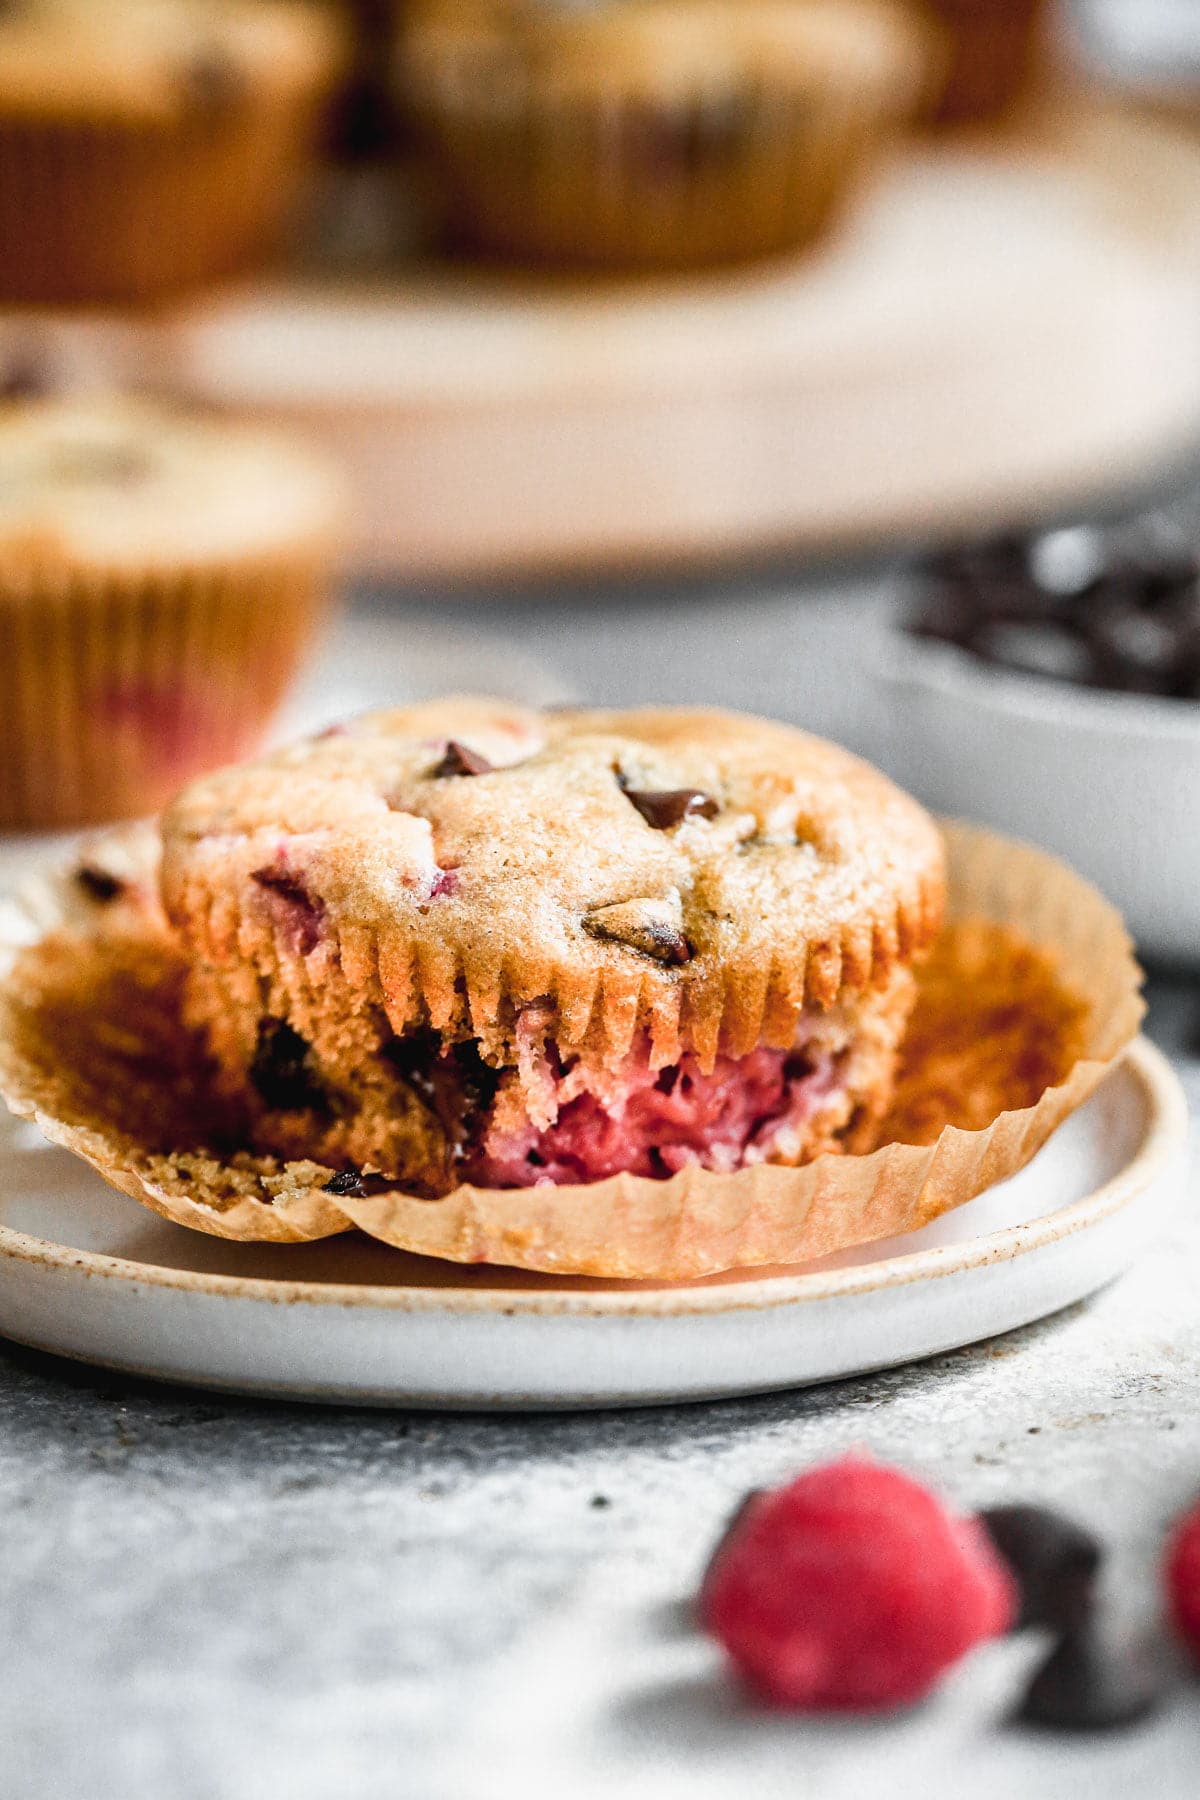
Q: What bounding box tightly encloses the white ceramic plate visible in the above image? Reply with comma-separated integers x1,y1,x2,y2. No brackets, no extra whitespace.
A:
0,1040,1186,1409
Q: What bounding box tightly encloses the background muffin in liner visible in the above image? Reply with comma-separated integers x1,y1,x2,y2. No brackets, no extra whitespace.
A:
399,0,935,271
0,397,343,830
0,823,1143,1279
0,0,343,306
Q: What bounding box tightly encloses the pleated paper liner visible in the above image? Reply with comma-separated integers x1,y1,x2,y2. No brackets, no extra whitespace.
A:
0,547,336,830
0,821,1142,1279
0,11,340,306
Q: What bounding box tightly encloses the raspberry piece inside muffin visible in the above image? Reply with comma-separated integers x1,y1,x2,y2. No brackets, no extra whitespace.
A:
471,1037,841,1186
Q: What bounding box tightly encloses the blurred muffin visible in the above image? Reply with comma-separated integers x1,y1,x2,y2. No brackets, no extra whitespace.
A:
0,393,342,829
0,0,344,305
400,0,934,271
921,0,1048,123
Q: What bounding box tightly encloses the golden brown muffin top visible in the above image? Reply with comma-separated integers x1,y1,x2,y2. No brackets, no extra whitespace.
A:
0,397,342,575
161,698,945,1064
403,0,932,104
0,0,342,121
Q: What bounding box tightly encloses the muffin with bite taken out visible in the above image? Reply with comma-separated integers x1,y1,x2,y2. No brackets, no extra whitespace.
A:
159,699,946,1195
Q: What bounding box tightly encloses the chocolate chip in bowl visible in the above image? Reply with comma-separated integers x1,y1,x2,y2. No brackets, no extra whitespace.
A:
909,515,1200,700
881,513,1200,963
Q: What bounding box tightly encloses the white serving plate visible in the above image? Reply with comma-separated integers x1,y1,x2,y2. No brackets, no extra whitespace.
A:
0,1039,1186,1409
878,631,1200,964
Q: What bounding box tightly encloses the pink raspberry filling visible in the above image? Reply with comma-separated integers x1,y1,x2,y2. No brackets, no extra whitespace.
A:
468,1041,842,1188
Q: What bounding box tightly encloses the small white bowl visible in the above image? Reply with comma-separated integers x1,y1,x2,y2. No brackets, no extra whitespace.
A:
877,631,1200,963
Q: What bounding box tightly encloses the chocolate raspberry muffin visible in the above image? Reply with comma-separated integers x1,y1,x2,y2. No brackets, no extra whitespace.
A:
0,395,342,828
160,700,945,1193
400,0,932,270
0,0,343,304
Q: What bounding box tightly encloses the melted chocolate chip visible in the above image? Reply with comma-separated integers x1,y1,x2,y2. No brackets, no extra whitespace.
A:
323,1168,363,1197
450,1039,502,1111
624,787,719,830
980,1505,1102,1632
911,517,1200,699
250,1019,328,1114
584,903,692,965
382,1030,500,1151
322,1166,397,1198
434,741,493,778
1014,1625,1165,1733
384,1026,444,1091
74,865,123,904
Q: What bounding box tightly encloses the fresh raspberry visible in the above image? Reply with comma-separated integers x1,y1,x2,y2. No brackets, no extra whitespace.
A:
1165,1497,1200,1656
700,1454,1016,1711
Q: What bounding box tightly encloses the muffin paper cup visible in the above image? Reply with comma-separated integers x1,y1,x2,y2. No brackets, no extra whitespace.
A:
0,821,1143,1278
0,84,330,306
0,547,336,830
404,19,932,271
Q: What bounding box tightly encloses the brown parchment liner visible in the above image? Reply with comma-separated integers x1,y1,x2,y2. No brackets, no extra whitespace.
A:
0,821,1143,1279
0,544,338,830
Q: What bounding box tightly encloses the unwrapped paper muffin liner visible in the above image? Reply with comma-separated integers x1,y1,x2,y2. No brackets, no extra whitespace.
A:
0,548,336,829
0,822,1143,1279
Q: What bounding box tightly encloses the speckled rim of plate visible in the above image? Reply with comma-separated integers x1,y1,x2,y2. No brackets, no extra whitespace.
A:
0,1038,1185,1318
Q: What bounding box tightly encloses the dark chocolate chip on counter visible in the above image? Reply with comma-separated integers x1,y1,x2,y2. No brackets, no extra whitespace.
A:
979,1504,1102,1632
74,865,124,904
1014,1624,1165,1733
250,1018,328,1114
434,740,493,778
624,788,719,829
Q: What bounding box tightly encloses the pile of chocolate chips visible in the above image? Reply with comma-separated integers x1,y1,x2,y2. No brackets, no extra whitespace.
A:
908,516,1200,699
